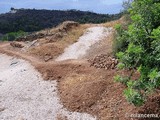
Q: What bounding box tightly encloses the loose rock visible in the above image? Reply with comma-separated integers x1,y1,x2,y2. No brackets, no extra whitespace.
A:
89,54,118,69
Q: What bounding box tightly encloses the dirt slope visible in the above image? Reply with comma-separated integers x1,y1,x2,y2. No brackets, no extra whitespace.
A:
0,19,159,120
0,23,136,120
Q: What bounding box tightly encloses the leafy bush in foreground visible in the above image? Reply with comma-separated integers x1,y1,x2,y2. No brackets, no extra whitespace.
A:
115,0,160,106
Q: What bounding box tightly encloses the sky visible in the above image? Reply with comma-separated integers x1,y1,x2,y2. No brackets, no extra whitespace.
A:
0,0,124,14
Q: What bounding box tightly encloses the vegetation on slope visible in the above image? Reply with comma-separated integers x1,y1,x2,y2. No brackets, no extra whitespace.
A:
115,0,160,106
0,8,122,34
1,31,27,41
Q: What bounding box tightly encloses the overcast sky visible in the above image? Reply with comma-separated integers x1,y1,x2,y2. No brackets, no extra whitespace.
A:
0,0,123,14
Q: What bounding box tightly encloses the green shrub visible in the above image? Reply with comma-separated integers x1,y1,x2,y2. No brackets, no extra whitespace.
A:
124,88,144,106
2,30,27,41
112,24,129,55
115,0,160,106
114,75,130,85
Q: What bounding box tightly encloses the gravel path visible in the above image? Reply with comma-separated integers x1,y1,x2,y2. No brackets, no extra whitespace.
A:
0,54,96,120
56,27,112,61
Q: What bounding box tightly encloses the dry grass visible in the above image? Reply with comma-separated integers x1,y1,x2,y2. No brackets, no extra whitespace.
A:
55,24,89,47
61,73,97,90
28,24,89,61
101,16,128,56
28,43,63,60
102,16,126,28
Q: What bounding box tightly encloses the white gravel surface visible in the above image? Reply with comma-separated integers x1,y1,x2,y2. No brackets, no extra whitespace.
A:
56,27,112,61
0,54,96,120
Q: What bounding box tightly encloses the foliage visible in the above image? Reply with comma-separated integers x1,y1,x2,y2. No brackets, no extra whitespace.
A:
1,30,27,41
114,75,130,85
115,0,160,106
0,8,122,34
122,0,133,13
113,22,130,55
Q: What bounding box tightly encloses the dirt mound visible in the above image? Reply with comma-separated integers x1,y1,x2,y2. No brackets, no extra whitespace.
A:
57,21,79,32
36,61,110,115
16,33,45,41
36,60,88,80
61,81,107,112
16,21,79,42
10,42,24,48
89,54,118,69
44,21,79,42
57,64,138,120
138,95,160,120
27,24,88,62
29,43,63,62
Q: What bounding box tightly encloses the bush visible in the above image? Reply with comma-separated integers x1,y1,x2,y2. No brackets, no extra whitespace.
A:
115,0,160,106
1,30,27,41
112,24,128,55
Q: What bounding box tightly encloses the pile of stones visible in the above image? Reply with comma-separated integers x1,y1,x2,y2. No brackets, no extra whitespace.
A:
89,54,118,69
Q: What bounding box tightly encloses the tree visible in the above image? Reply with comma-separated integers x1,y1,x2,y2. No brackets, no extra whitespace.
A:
115,0,160,106
122,0,133,13
10,7,15,11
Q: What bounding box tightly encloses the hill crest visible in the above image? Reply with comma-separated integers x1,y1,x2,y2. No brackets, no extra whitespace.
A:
0,8,122,34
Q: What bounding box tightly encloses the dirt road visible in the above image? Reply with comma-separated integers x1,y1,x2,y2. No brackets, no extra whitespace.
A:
0,26,114,120
56,27,112,61
0,54,96,120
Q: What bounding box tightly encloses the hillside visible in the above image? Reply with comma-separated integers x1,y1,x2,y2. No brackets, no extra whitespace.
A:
0,19,139,119
0,0,160,120
0,16,159,119
0,8,122,34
